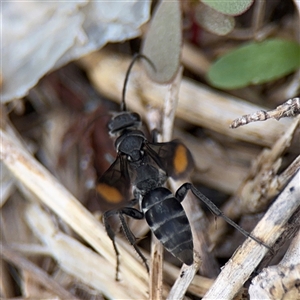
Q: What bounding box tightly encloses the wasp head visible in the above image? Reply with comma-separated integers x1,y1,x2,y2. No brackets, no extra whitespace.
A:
108,112,141,136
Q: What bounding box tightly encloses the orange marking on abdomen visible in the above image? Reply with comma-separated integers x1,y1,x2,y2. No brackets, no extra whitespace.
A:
96,183,123,203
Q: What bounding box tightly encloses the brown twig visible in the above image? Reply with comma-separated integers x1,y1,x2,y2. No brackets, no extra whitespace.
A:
230,97,300,128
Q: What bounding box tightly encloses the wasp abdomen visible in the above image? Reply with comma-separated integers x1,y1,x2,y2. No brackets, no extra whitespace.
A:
142,187,194,265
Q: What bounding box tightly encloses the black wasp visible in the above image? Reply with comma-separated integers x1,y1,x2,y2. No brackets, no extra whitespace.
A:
97,54,271,279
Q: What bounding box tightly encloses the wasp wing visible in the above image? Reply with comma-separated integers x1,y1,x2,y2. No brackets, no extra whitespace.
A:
146,140,194,179
96,155,131,207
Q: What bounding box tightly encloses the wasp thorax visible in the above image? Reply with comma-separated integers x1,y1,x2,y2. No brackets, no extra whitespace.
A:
115,130,145,157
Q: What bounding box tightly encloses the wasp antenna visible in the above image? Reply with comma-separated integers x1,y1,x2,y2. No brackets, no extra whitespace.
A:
121,53,156,112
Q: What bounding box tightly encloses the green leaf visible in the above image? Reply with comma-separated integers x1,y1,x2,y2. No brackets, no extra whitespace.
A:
202,0,253,16
195,3,235,36
141,0,181,83
207,39,300,89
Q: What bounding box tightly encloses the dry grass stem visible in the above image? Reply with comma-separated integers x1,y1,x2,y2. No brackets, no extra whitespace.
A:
230,97,300,128
148,68,184,300
249,229,300,299
203,170,300,299
181,42,211,76
209,116,300,245
1,243,79,300
166,252,201,300
0,127,149,298
250,264,300,299
163,262,214,297
24,202,141,299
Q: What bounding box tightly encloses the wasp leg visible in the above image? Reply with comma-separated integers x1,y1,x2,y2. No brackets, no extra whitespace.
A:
175,183,272,252
104,207,149,280
103,210,122,281
118,207,149,273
